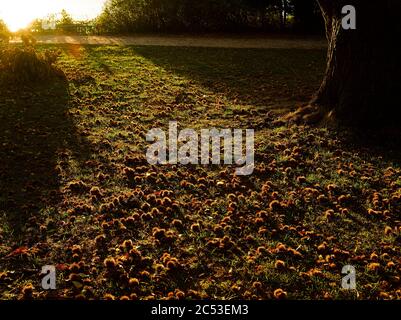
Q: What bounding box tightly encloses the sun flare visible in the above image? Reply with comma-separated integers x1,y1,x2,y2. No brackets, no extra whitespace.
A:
0,0,106,32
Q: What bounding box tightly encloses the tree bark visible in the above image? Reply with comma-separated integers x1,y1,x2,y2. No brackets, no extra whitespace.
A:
305,0,401,127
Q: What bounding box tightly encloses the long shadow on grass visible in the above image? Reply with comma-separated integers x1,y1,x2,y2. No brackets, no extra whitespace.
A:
133,46,326,111
0,81,91,244
134,46,401,163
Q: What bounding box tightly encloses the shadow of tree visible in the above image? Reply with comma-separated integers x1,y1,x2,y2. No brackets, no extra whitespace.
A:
132,45,401,163
0,81,91,244
132,46,326,112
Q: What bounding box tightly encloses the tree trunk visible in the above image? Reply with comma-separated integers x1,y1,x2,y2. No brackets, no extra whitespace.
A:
308,0,401,127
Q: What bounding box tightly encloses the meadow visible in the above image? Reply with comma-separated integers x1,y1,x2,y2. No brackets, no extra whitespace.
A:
0,44,400,300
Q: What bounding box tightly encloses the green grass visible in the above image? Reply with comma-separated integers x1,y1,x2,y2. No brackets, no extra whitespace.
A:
0,44,400,300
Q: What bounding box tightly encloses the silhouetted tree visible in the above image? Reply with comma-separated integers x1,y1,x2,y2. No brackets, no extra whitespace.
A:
302,0,401,127
58,9,75,33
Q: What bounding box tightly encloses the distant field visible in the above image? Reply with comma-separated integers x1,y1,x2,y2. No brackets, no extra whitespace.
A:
1,45,400,300
9,35,328,49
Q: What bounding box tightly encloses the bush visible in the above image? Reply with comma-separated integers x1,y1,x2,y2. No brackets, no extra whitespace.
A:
0,32,10,44
0,19,10,44
0,46,66,84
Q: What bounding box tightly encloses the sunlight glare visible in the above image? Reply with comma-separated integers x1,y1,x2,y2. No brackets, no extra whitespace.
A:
0,0,107,32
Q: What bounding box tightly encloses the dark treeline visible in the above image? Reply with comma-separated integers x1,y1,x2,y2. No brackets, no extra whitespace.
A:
97,0,324,34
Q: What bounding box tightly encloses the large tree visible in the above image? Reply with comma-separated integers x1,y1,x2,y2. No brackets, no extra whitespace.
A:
294,0,401,127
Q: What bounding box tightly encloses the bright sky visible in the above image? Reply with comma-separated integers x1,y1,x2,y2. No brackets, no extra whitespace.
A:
0,0,107,31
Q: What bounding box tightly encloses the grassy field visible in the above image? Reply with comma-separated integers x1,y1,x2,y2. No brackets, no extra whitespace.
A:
0,44,400,300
